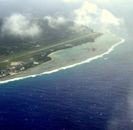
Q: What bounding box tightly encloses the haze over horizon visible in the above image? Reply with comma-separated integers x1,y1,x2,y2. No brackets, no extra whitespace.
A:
0,0,128,39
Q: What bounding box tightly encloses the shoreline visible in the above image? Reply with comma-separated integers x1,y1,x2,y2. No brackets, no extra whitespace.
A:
0,38,125,85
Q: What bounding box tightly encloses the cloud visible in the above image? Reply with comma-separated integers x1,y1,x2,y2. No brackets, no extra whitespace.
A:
63,0,78,3
44,16,67,28
92,0,130,5
73,1,98,27
92,0,111,4
2,14,41,38
1,1,123,37
100,9,121,26
72,0,123,31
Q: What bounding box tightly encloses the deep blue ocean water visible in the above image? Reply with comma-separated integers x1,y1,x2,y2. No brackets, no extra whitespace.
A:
0,38,133,130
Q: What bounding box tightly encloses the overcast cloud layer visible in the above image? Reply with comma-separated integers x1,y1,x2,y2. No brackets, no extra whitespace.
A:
0,0,129,38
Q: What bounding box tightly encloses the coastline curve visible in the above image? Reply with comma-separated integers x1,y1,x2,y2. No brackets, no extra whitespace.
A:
0,38,125,85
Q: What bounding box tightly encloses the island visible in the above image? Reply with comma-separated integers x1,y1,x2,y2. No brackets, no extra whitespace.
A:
0,16,125,83
0,31,124,83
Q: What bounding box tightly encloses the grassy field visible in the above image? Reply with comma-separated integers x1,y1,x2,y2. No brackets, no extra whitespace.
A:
0,32,101,69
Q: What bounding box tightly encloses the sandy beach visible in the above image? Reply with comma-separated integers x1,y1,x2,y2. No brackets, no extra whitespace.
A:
0,33,125,84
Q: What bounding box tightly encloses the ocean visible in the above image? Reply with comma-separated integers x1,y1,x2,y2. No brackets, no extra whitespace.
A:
0,36,132,130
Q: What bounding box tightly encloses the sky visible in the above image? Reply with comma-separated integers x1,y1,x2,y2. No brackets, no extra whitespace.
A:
0,0,130,17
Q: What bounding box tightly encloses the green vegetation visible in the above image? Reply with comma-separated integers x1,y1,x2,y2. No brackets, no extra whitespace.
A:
0,32,101,78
